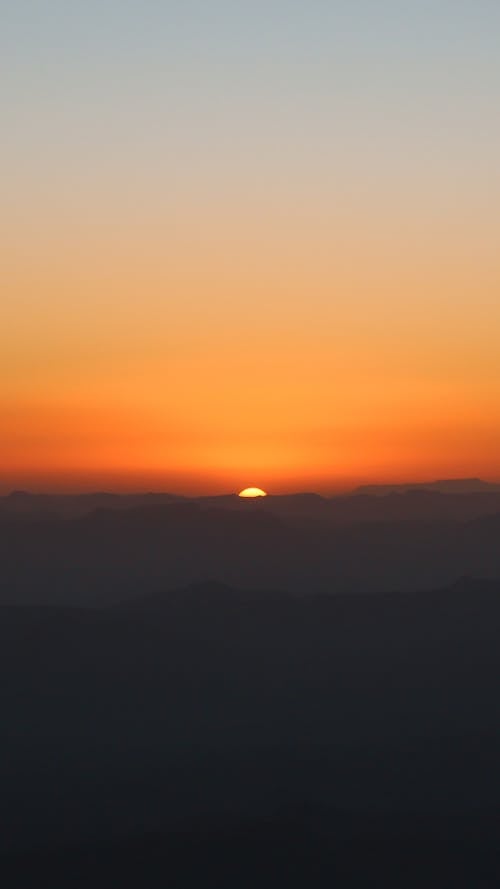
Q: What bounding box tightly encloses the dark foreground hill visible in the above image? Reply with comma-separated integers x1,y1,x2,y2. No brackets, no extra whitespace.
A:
3,809,500,888
2,577,500,883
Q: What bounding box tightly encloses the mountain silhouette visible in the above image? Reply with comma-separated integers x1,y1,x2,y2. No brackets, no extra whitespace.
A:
4,491,500,884
3,498,500,605
352,477,500,496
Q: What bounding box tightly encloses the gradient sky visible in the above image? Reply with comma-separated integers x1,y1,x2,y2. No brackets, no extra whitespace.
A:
1,1,499,493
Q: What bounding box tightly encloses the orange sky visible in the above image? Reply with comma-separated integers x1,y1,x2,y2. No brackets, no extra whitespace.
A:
2,3,499,493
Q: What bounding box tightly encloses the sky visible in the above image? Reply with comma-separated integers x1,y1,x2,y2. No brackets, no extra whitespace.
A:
1,1,499,493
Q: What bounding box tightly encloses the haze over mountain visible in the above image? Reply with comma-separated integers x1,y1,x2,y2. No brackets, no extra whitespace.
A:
2,488,500,606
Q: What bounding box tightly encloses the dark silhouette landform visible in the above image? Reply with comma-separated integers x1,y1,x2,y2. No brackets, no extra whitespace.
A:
2,480,500,885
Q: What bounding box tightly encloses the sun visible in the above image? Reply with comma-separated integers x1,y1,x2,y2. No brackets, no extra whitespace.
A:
238,487,268,498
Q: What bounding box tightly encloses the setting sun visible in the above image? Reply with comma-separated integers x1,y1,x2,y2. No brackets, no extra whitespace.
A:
238,487,268,499
1,2,499,499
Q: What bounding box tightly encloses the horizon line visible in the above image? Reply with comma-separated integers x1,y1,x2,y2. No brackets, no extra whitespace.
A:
1,476,499,499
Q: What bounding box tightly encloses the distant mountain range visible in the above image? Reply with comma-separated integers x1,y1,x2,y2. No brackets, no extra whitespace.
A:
2,490,500,604
2,477,500,521
0,490,186,519
352,477,500,496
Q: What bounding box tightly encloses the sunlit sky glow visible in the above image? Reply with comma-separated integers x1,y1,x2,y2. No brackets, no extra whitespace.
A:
1,1,499,493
